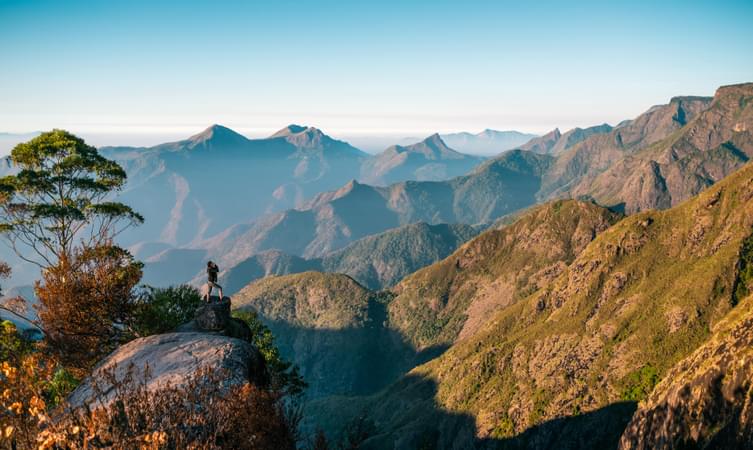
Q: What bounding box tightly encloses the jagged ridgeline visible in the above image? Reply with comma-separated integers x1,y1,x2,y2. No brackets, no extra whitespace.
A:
197,83,751,287
304,160,753,449
227,200,621,404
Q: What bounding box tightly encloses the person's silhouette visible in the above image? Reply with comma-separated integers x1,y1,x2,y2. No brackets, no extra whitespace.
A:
205,261,223,302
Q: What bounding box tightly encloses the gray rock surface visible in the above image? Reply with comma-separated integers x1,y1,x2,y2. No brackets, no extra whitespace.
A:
194,297,231,330
67,332,263,409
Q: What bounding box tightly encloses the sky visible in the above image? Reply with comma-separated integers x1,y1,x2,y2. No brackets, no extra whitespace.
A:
1,0,752,148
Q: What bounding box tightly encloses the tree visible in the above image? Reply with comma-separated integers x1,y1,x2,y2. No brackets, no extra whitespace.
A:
35,244,143,371
0,130,142,268
131,285,204,336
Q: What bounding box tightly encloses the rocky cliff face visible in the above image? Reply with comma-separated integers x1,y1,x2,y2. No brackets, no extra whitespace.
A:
573,85,753,213
541,95,713,200
619,294,753,450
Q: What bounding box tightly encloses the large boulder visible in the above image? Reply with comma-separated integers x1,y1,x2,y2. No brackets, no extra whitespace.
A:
194,297,231,330
175,296,253,341
67,332,265,409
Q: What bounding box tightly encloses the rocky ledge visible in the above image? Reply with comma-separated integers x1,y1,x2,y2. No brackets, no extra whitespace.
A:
176,296,252,341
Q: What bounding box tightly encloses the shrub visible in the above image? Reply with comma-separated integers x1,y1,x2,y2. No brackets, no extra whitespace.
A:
132,285,203,336
35,244,143,372
232,310,307,397
620,365,660,402
0,322,73,450
733,233,753,303
43,364,299,449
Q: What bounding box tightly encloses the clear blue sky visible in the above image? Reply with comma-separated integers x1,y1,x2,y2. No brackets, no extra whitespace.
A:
1,0,752,142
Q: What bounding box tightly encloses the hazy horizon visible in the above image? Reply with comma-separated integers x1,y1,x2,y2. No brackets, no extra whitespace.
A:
0,125,537,155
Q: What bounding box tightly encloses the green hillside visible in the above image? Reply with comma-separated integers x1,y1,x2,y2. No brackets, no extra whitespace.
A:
387,200,621,349
309,161,753,449
232,272,414,399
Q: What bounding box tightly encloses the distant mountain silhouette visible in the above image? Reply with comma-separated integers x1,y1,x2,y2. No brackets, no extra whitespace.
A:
194,83,752,287
96,124,368,247
441,129,538,155
360,134,484,185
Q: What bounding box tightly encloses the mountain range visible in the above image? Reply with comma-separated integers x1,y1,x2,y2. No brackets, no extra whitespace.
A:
100,124,369,247
237,157,753,448
141,222,479,293
177,84,750,287
0,125,491,287
198,82,753,448
6,82,753,448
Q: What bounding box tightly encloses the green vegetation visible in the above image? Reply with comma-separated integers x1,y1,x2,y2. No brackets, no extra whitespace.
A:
0,129,142,268
620,365,660,402
233,272,375,329
321,161,753,447
233,310,306,397
321,223,479,290
0,320,79,406
0,320,32,361
734,232,753,303
491,413,515,439
388,199,620,349
45,368,79,407
132,285,204,336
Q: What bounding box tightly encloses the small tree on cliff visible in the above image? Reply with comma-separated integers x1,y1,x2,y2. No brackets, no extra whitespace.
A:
0,129,143,268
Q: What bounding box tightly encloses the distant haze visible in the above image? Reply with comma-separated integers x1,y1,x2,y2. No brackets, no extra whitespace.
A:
0,129,539,156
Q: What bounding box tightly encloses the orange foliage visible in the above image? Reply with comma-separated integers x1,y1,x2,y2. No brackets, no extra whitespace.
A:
35,244,142,371
42,364,299,449
0,348,58,449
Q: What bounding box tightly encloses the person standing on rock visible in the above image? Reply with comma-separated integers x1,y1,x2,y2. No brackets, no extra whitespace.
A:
205,261,223,302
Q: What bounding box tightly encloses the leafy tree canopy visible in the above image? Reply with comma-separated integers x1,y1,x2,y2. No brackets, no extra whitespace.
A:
0,130,143,267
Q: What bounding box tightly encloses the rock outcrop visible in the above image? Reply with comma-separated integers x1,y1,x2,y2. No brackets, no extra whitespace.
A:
67,332,264,409
68,297,264,409
176,297,253,341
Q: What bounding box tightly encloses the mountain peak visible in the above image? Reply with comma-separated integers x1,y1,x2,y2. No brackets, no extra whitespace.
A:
423,133,446,145
713,83,753,105
418,133,456,153
188,124,248,145
270,124,318,139
381,133,466,161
